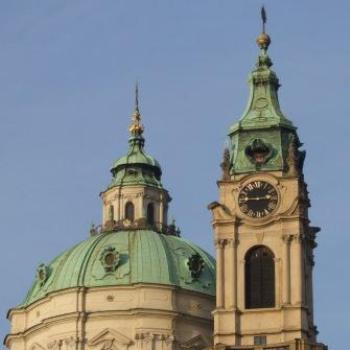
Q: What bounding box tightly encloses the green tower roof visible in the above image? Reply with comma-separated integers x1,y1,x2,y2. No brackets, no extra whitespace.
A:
21,230,215,307
226,22,304,175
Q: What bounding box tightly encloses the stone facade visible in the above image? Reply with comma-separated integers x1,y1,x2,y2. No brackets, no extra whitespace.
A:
208,15,327,350
6,285,214,350
101,184,170,232
209,172,319,346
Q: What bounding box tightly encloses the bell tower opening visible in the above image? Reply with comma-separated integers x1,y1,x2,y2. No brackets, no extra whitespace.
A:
245,246,275,309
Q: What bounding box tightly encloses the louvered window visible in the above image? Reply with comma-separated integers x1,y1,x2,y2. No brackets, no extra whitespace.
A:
245,246,275,309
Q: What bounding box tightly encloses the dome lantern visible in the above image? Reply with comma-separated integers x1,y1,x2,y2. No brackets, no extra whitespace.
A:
101,85,173,233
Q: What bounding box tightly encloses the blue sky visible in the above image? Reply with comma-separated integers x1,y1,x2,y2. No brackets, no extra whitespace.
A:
0,1,349,349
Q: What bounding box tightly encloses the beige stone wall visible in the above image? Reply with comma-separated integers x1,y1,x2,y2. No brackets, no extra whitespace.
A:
6,285,214,350
100,185,170,230
210,172,318,347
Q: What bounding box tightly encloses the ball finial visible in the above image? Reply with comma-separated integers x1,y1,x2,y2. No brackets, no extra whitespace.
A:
256,32,271,50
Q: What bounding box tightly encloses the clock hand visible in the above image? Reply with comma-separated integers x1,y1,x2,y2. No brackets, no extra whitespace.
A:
247,194,271,201
241,194,271,202
243,196,259,201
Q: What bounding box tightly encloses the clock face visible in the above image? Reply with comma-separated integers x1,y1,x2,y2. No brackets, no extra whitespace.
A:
238,181,278,218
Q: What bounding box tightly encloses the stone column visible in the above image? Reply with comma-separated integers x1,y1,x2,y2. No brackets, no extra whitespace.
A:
291,234,304,305
215,239,226,308
76,287,86,350
159,194,164,230
282,234,292,305
228,238,239,309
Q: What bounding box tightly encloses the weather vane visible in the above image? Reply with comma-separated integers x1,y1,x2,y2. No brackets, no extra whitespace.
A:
261,6,267,33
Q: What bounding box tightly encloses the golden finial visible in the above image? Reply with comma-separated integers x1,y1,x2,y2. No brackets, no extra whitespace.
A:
129,82,144,137
256,6,271,50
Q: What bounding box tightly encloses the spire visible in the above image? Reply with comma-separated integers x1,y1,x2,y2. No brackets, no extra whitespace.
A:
129,82,144,138
226,7,298,175
228,6,294,134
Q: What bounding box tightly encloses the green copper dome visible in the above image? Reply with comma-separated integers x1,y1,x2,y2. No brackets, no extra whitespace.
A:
110,135,163,189
112,139,161,170
21,230,215,307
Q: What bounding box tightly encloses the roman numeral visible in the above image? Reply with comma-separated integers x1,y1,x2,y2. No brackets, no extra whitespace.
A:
247,184,254,191
253,181,261,188
268,202,276,210
247,209,254,217
240,204,248,213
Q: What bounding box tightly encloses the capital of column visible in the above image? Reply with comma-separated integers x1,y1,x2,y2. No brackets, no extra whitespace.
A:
214,238,227,248
293,233,306,243
227,238,240,248
282,233,305,243
282,234,294,244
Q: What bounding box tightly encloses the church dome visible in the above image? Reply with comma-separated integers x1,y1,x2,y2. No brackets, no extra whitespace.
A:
21,230,215,308
112,145,161,171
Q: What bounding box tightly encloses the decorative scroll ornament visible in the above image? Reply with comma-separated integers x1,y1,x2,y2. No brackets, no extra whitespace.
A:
187,253,205,280
36,263,49,286
245,138,273,166
100,247,120,273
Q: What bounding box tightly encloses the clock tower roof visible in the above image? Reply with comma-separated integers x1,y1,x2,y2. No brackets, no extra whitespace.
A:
229,10,294,135
226,10,304,176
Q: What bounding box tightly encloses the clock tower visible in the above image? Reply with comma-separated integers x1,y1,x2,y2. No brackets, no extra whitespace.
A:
208,9,327,350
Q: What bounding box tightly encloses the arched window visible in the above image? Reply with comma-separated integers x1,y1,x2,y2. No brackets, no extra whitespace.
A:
147,203,155,225
245,246,275,309
108,205,114,221
125,202,135,222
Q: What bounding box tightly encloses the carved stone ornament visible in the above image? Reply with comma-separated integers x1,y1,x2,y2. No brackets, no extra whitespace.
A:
36,263,49,286
187,253,205,280
135,332,174,350
220,148,231,181
102,218,181,237
245,138,273,166
180,335,209,350
286,134,299,176
90,223,100,236
89,328,133,350
100,246,120,273
286,133,306,176
47,337,77,350
29,343,46,350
